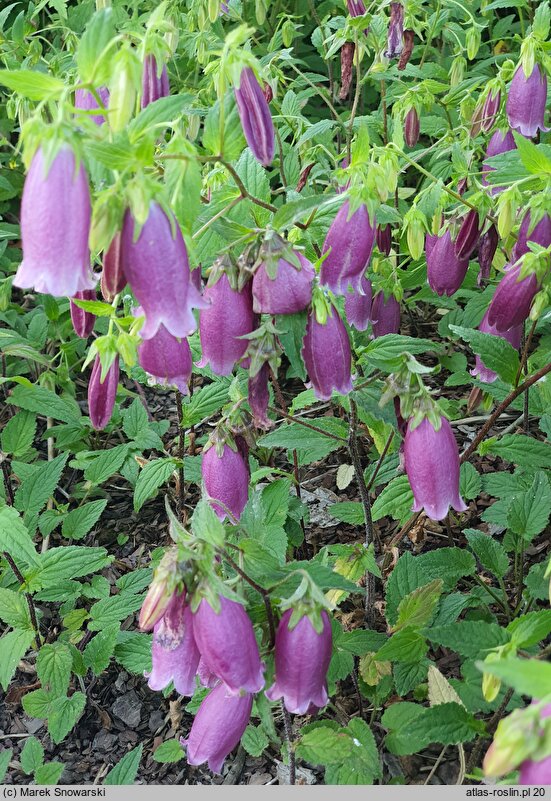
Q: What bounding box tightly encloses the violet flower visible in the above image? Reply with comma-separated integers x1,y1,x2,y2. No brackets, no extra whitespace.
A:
487,261,539,332
201,442,249,521
146,592,200,696
192,595,265,695
248,363,271,430
482,129,517,191
385,2,404,59
403,415,467,521
266,609,332,715
252,252,314,315
347,0,366,16
470,311,522,384
404,107,420,147
100,232,126,302
481,88,501,133
88,355,119,431
344,276,372,332
75,86,109,126
477,224,499,284
519,705,551,784
137,311,193,394
320,201,376,295
371,291,400,337
426,231,469,297
376,224,392,256
70,289,96,339
14,146,95,297
181,683,252,774
141,54,170,108
198,274,255,376
121,203,207,340
512,211,551,261
301,305,353,401
506,63,549,139
455,209,482,261
234,67,275,167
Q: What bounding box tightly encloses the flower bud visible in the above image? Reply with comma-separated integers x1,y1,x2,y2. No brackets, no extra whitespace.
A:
376,224,392,256
147,592,201,696
75,86,109,126
320,201,376,295
234,67,275,167
301,304,353,401
404,415,467,521
139,550,180,631
248,363,271,430
425,231,469,297
512,211,551,261
88,354,119,430
137,313,193,394
487,262,539,332
109,47,141,132
70,289,96,339
506,63,549,138
141,54,170,108
338,42,355,101
385,2,404,59
466,27,481,60
371,291,400,338
496,189,517,239
404,107,420,147
397,29,414,71
198,273,255,375
477,224,499,284
470,311,522,384
252,249,314,315
100,232,126,302
404,207,426,260
450,55,466,87
455,209,482,261
347,0,366,16
201,441,249,521
481,87,501,133
344,276,372,331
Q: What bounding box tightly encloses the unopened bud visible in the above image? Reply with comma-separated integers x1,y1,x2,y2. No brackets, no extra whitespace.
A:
450,55,466,87
139,550,180,631
466,27,481,60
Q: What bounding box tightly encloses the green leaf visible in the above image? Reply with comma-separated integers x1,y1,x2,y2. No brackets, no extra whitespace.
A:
122,399,149,440
47,692,86,744
76,8,115,84
1,410,36,457
324,719,381,785
88,593,144,630
62,500,107,541
525,562,549,601
181,380,231,428
296,726,354,764
272,193,339,230
507,610,551,649
0,506,39,568
0,588,32,629
27,546,112,591
427,621,510,658
36,642,73,696
385,702,484,755
0,748,13,783
14,453,69,520
70,299,114,316
33,762,64,785
203,95,245,162
276,311,308,380
507,471,551,540
83,444,129,484
103,744,143,785
20,736,44,774
328,502,364,524
241,724,269,757
129,95,191,142
83,625,119,675
0,629,35,691
512,132,551,176
465,529,509,578
22,689,54,718
449,325,520,385
133,458,176,512
363,334,444,372
0,68,65,100
459,463,482,501
394,579,443,631
8,385,80,422
481,434,551,467
371,475,414,523
475,657,551,697
375,627,428,664
152,740,185,763
394,661,429,697
114,632,152,674
258,419,347,466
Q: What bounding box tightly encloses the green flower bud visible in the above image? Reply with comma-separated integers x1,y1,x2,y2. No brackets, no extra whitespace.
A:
466,27,481,60
496,189,516,240
450,55,466,87
109,46,141,133
282,19,295,48
0,276,13,311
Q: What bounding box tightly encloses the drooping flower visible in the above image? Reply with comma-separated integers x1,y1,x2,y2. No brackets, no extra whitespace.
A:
320,201,376,295
88,355,119,430
481,87,501,133
120,203,207,340
347,0,366,16
75,86,110,126
477,224,499,284
136,310,193,394
180,683,253,774
519,705,551,784
146,592,200,697
404,415,468,521
482,129,517,195
426,231,469,297
470,311,522,384
198,273,255,376
248,363,271,430
266,609,332,715
344,276,372,332
192,594,265,695
141,54,170,108
371,291,400,338
252,251,314,315
506,63,549,139
487,261,539,332
100,232,126,302
201,441,249,521
455,209,482,261
234,67,275,167
338,42,355,101
14,146,95,297
376,224,392,256
385,2,404,59
301,305,353,401
512,211,551,261
404,107,420,147
70,289,96,339
197,658,218,689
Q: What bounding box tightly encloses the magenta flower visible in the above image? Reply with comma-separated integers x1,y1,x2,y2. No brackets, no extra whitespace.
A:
347,0,366,15
147,592,200,697
512,212,551,261
252,252,314,315
201,442,249,521
376,224,392,256
482,129,517,191
321,201,376,295
75,86,109,126
234,67,275,167
385,3,404,59
487,262,539,333
137,312,193,394
70,289,96,338
302,305,353,401
344,276,372,331
404,107,420,147
14,146,95,297
121,203,207,340
477,224,499,284
481,88,501,133
404,416,467,521
198,274,254,376
88,355,119,430
141,54,170,108
100,232,126,302
192,595,264,695
519,705,551,785
506,64,549,138
425,231,469,297
181,683,252,774
371,291,400,338
197,658,218,689
471,311,522,384
455,209,482,261
248,363,271,430
266,609,332,715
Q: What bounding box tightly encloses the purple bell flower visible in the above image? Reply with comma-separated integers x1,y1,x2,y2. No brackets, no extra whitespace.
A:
14,146,95,298
198,274,255,376
266,609,332,715
320,201,376,295
385,3,404,59
426,231,469,297
70,289,96,338
404,107,420,147
301,305,353,401
252,252,314,314
477,224,499,284
470,311,522,384
371,291,400,337
192,595,265,695
75,86,109,126
455,209,482,261
512,211,551,261
197,658,218,689
136,310,193,394
482,129,517,191
147,592,200,696
248,363,271,430
201,442,249,521
376,224,392,256
181,683,252,774
506,63,549,139
487,261,539,333
519,705,551,785
234,67,275,167
88,355,119,431
347,0,366,15
481,88,501,133
141,54,170,108
404,415,468,521
121,203,207,340
100,232,126,302
344,276,372,331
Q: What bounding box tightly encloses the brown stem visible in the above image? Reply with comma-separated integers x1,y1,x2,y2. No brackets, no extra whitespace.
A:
3,552,41,649
514,320,536,387
133,380,153,421
1,459,14,506
365,430,394,492
281,703,296,785
466,688,514,774
220,549,276,648
175,390,186,524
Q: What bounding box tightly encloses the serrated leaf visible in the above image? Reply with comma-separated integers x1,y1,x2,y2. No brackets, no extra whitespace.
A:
375,627,428,664
48,693,86,744
114,632,152,674
394,579,443,632
272,193,339,231
449,325,520,385
296,726,353,764
83,444,129,485
1,410,36,458
258,419,347,466
181,380,231,428
33,762,64,785
122,399,149,440
507,471,551,540
385,702,484,755
0,629,35,691
83,625,119,675
36,642,73,696
152,740,185,763
7,385,80,422
62,500,107,541
507,610,551,649
465,529,509,578
0,68,65,100
26,546,112,591
459,463,482,501
0,588,32,629
88,593,144,630
363,334,444,372
427,621,510,658
371,475,414,523
482,434,551,467
14,453,69,520
20,736,44,774
328,502,364,524
241,724,269,757
133,459,176,512
103,744,143,785
475,657,551,697
76,8,115,84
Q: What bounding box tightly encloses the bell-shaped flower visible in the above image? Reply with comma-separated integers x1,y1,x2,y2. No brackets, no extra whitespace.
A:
487,261,539,333
455,209,482,261
426,230,469,297
512,211,551,261
266,609,332,715
197,658,218,689
376,224,392,256
344,276,372,331
14,145,95,297
141,54,170,108
146,592,200,697
506,63,549,139
192,594,265,695
234,67,275,167
471,311,522,384
198,273,254,376
121,203,207,340
477,224,499,284
404,107,420,147
75,86,109,126
136,308,192,394
371,291,400,338
100,232,126,302
481,87,501,133
252,251,314,315
347,0,366,16
201,441,249,521
320,201,376,295
70,289,96,338
301,303,352,401
482,129,517,191
88,355,119,430
181,683,253,774
404,415,467,521
385,2,404,59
